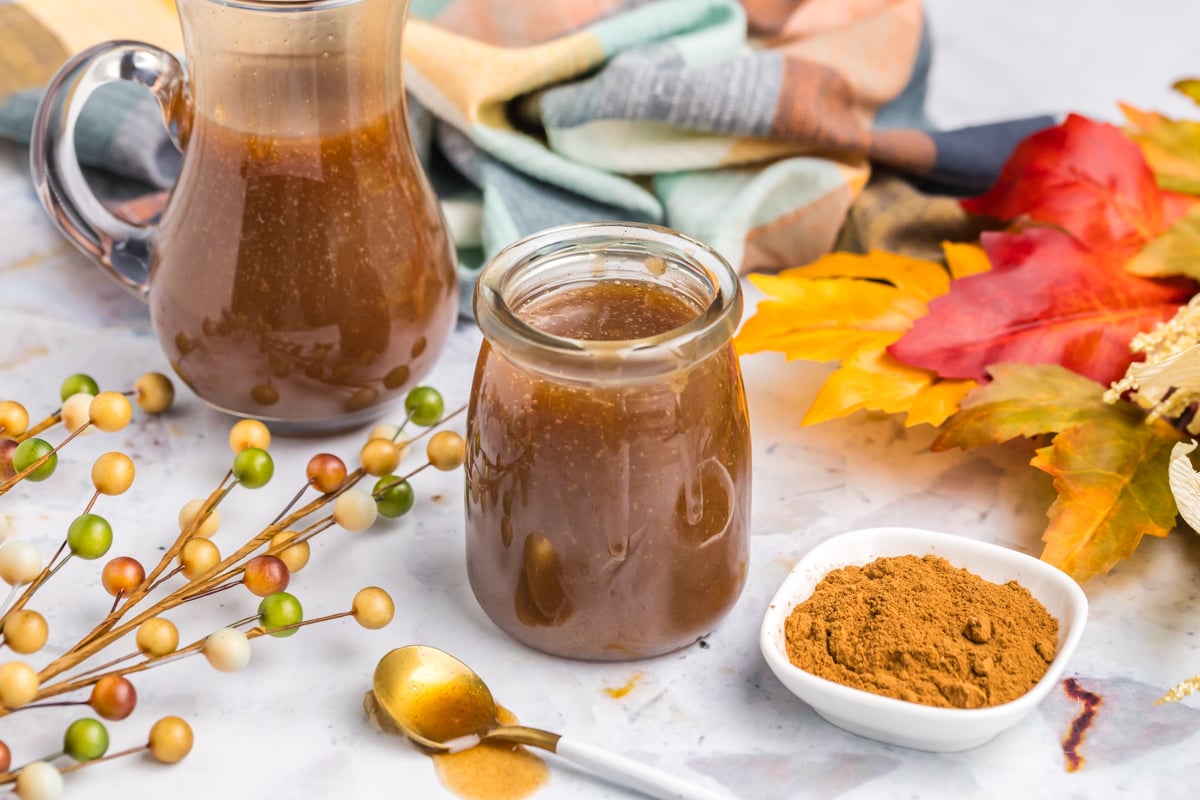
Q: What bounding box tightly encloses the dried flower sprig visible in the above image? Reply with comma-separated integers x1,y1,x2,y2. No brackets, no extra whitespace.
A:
1106,300,1200,703
1106,295,1200,430
0,373,465,798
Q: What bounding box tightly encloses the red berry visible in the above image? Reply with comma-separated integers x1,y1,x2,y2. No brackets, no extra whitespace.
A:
306,453,347,494
89,675,137,721
243,555,290,597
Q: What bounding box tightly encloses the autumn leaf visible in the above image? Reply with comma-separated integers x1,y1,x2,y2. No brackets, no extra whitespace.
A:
804,348,973,428
1175,78,1200,106
738,272,928,362
931,364,1118,450
962,114,1166,256
1122,103,1200,196
888,227,1196,385
737,246,984,427
940,241,991,279
1127,205,1200,278
1034,417,1180,583
933,363,1181,582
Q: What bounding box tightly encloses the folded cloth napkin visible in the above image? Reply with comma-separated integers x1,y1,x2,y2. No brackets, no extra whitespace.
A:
0,0,1052,297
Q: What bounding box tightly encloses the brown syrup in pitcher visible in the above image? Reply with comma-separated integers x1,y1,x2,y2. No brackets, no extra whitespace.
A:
149,106,457,427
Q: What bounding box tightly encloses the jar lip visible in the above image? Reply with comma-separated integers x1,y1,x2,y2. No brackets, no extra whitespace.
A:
204,0,367,13
474,222,742,381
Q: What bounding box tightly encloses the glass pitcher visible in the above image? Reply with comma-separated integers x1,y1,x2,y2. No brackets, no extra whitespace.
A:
29,0,458,433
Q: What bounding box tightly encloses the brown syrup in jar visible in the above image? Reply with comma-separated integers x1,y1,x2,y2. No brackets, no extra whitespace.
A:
465,279,751,660
149,107,457,426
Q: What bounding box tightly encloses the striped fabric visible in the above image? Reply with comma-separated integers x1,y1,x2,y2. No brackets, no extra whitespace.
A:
0,0,1052,297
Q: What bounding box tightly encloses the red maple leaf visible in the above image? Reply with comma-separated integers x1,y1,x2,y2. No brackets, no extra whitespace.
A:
962,114,1167,257
887,227,1197,385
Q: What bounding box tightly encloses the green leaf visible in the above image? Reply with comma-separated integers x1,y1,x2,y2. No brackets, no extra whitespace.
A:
1174,78,1200,107
1127,205,1200,279
931,364,1127,451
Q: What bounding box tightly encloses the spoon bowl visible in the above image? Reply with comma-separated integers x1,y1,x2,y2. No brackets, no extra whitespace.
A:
372,645,501,752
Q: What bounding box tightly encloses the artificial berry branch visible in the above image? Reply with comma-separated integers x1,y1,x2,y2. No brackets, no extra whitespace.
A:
0,372,464,797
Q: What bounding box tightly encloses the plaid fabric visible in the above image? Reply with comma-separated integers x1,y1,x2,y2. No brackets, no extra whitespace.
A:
0,0,1052,300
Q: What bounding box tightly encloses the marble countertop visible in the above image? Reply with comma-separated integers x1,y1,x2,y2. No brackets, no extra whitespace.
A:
6,4,1200,798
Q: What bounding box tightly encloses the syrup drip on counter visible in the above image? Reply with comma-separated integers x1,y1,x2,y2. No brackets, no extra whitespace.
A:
432,706,549,800
1061,677,1103,772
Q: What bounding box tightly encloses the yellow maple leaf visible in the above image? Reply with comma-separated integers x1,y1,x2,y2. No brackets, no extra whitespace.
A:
737,245,988,427
1174,78,1200,108
804,348,975,427
1122,103,1200,195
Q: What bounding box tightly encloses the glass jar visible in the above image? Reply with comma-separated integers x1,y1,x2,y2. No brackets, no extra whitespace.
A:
465,222,751,661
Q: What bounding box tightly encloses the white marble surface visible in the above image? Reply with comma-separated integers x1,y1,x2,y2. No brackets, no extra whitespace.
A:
6,3,1200,798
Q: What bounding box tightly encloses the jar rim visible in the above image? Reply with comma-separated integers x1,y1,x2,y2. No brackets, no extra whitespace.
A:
203,0,368,13
473,222,742,383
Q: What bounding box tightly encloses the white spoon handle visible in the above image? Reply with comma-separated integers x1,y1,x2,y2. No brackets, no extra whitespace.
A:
554,736,738,800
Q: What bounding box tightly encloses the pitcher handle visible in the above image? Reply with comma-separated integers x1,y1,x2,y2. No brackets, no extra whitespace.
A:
29,41,188,300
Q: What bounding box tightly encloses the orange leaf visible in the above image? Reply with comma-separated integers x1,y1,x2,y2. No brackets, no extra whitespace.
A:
1034,418,1180,582
933,363,1182,582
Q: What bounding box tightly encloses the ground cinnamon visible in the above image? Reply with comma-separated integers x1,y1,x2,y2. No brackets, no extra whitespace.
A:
784,554,1058,709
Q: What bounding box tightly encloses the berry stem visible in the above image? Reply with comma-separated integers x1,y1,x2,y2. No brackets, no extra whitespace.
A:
392,403,467,447
68,649,140,681
0,584,19,618
0,421,91,496
30,637,208,704
262,609,353,636
33,468,367,686
183,580,240,603
0,539,68,629
144,565,184,596
89,482,235,641
13,411,61,444
83,488,101,516
0,699,88,715
18,406,462,701
269,479,314,527
371,461,432,499
291,517,336,547
57,745,148,776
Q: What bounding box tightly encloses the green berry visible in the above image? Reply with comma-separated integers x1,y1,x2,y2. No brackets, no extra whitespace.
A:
67,514,113,560
63,717,109,761
60,374,99,401
374,476,415,518
258,591,303,638
13,438,57,482
232,447,274,489
404,386,443,427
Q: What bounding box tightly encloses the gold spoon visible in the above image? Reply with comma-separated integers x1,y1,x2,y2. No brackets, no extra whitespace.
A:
372,645,737,800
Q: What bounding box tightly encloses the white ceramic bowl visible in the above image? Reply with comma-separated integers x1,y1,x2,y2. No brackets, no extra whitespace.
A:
759,526,1088,752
